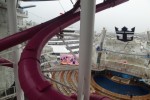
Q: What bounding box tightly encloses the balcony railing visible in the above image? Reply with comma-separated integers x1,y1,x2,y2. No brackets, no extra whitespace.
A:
94,59,150,78
0,86,16,100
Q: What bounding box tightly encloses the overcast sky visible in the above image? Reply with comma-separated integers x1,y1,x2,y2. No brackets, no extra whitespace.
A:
21,0,150,33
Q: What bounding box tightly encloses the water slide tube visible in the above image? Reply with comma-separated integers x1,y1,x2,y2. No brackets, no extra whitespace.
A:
0,0,128,100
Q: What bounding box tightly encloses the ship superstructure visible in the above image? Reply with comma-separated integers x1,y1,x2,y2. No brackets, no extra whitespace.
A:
0,0,36,99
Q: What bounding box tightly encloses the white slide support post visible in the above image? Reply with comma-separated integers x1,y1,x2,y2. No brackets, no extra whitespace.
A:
78,0,96,100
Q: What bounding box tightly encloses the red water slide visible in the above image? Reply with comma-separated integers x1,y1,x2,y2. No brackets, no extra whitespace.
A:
0,0,128,100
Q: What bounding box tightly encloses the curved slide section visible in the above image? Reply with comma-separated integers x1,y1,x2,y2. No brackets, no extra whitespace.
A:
19,0,128,100
0,0,128,100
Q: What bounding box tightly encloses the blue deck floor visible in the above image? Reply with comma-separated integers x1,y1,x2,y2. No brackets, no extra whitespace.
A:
94,76,150,96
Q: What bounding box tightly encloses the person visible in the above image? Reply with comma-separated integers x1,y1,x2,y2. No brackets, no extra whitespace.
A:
130,94,133,99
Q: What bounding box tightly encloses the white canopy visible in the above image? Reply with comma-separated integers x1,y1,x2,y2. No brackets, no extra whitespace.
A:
50,45,70,53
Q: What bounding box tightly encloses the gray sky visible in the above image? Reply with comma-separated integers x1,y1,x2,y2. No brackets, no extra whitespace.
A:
21,0,150,33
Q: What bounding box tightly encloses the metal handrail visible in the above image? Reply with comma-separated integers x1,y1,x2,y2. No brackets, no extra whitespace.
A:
100,59,147,69
0,86,16,99
45,76,76,92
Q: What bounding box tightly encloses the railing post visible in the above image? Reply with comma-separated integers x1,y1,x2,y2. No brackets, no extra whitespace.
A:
4,89,7,97
13,86,16,94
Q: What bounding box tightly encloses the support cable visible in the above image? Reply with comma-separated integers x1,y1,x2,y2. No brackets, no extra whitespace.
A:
70,0,74,5
58,1,66,13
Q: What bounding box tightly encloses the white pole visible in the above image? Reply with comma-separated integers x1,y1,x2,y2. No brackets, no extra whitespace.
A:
100,28,106,49
78,0,96,100
97,28,106,68
147,31,150,67
7,0,24,100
